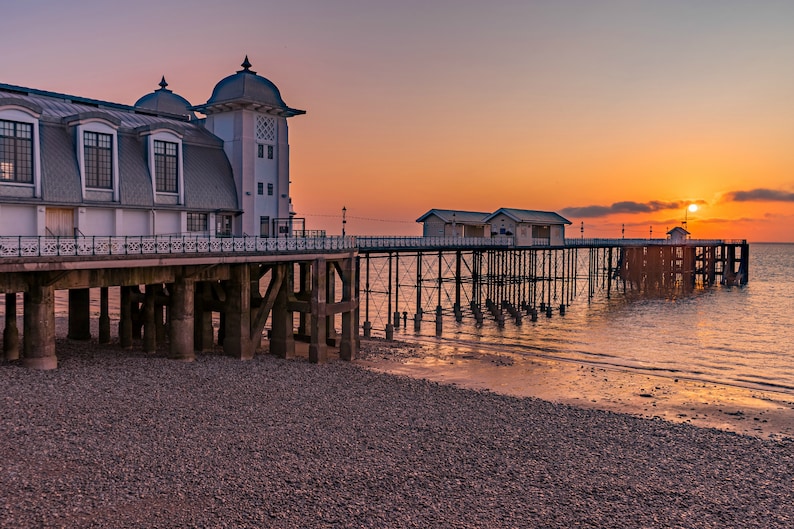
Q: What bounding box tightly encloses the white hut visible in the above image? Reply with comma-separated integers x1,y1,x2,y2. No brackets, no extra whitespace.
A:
416,209,491,237
483,208,571,247
667,226,690,243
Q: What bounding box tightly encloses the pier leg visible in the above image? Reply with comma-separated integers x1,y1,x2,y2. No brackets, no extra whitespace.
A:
326,262,338,346
224,265,254,360
435,305,443,336
155,287,167,346
340,256,357,361
119,286,133,349
67,288,91,340
194,282,214,352
23,283,57,370
298,263,312,340
169,273,195,362
309,259,327,364
99,287,110,344
271,265,295,359
4,293,19,361
143,284,157,353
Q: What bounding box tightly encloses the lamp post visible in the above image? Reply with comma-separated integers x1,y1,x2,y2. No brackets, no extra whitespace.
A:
342,206,347,237
452,213,456,237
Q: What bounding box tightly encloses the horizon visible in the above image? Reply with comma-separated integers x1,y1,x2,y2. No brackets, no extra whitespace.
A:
3,1,793,242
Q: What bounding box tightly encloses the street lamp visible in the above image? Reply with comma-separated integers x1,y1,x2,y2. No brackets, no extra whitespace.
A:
342,206,347,237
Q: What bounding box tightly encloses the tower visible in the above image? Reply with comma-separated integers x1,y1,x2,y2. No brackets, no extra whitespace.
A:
193,57,305,237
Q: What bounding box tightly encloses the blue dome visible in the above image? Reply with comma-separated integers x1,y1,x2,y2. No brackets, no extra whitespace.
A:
135,77,195,120
209,71,286,108
196,57,304,117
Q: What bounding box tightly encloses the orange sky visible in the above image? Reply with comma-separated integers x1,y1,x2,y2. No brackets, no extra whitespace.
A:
3,1,793,241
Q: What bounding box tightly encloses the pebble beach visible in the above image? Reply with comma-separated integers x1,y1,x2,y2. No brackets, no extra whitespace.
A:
2,325,794,527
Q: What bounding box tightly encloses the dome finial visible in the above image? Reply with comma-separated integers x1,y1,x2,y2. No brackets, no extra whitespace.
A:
238,55,256,74
158,76,170,91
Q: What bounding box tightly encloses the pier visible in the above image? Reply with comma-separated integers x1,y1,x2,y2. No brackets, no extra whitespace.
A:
0,235,358,369
357,237,749,336
0,234,748,368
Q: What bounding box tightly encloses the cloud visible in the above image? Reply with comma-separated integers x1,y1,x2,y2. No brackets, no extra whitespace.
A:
723,188,794,202
561,200,684,218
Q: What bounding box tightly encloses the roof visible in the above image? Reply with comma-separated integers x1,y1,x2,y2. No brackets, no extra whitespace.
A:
134,77,196,120
416,209,490,224
192,57,305,117
667,226,690,235
484,208,572,225
0,83,238,211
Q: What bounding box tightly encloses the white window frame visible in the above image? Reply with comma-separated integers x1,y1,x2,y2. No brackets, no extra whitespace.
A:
142,128,184,204
0,105,42,197
73,119,120,201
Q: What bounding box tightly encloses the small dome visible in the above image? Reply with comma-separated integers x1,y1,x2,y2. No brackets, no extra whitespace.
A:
135,77,195,119
206,56,290,109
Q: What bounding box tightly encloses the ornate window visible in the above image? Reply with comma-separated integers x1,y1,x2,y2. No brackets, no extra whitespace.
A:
154,140,178,193
256,115,275,142
187,212,207,232
84,131,113,189
0,119,33,183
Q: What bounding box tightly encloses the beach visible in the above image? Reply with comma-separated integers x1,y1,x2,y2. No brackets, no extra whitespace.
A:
2,324,794,528
358,338,794,441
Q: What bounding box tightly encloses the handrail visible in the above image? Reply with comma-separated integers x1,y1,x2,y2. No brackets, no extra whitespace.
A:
0,235,355,259
0,234,748,259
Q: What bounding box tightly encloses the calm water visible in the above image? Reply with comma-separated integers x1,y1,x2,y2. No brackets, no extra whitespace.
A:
393,243,794,394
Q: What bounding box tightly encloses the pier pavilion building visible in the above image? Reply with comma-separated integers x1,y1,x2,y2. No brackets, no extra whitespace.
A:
0,56,303,239
0,58,358,370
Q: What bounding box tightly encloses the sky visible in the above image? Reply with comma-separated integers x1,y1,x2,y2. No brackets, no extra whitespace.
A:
2,0,794,241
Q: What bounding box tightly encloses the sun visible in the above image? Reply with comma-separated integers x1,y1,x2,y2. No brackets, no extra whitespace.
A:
687,204,699,213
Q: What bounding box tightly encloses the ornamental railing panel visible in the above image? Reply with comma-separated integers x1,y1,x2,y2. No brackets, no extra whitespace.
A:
0,235,356,259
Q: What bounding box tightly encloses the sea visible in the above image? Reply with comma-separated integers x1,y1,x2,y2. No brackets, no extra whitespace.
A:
390,243,794,395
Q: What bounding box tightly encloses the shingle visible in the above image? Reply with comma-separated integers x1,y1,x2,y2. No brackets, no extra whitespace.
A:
183,144,238,211
39,123,82,203
118,134,153,207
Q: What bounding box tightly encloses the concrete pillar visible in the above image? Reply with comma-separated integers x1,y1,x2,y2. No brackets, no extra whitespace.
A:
119,286,133,349
223,265,253,360
155,289,167,345
271,264,295,359
23,283,57,370
340,256,357,361
250,274,263,349
143,284,157,353
119,287,132,349
67,288,91,340
4,293,19,361
194,282,214,352
298,262,312,340
170,272,195,362
309,259,327,363
326,262,337,346
98,287,111,344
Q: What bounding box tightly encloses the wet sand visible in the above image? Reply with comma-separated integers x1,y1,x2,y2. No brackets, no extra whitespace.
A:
357,338,794,440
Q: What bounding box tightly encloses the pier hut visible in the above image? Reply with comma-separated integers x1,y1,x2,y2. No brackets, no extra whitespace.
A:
416,209,491,237
416,207,571,247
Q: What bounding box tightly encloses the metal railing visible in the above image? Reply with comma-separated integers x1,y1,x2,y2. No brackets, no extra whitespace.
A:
356,236,514,250
564,238,747,247
0,235,355,258
0,234,749,259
